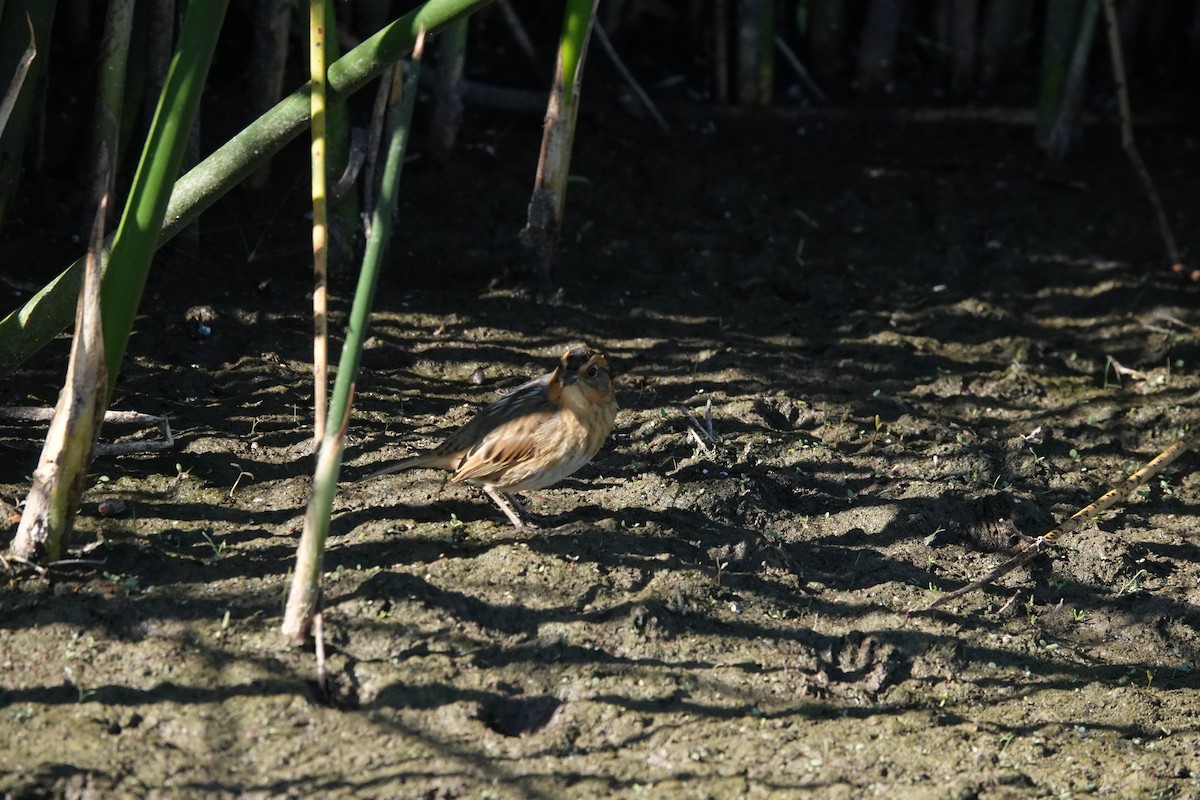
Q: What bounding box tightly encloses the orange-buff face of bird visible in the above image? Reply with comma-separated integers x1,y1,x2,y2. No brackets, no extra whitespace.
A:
553,348,614,413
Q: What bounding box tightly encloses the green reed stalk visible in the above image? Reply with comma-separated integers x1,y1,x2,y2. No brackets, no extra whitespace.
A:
99,0,228,390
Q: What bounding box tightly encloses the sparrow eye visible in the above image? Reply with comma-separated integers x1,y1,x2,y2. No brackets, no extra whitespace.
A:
586,366,599,379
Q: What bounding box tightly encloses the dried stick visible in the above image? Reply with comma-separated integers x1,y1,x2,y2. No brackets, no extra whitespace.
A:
0,555,108,576
314,605,329,697
677,399,718,456
0,407,174,455
925,428,1198,610
1098,0,1182,271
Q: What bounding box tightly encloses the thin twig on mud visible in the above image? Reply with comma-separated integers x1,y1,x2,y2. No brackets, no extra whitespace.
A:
0,407,174,454
1105,356,1151,386
0,554,107,576
314,608,328,697
685,427,712,455
921,427,1198,612
997,591,1022,616
677,400,718,457
1141,313,1198,334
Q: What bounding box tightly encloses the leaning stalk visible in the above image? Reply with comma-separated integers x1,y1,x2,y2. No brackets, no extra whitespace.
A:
99,0,229,390
282,33,427,643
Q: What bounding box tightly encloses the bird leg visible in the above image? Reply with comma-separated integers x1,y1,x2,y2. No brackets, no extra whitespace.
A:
483,485,534,531
504,492,531,517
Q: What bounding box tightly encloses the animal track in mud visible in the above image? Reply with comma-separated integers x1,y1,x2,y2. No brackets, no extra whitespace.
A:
478,693,561,737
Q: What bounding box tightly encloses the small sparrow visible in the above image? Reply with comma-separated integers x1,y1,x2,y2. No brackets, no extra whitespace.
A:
370,347,618,529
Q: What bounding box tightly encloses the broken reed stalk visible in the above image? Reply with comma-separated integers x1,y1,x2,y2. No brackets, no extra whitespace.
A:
518,0,599,291
10,2,228,564
0,0,495,373
9,194,110,563
282,32,427,644
311,0,330,442
773,34,826,103
0,407,174,455
1098,0,1183,272
926,427,1198,611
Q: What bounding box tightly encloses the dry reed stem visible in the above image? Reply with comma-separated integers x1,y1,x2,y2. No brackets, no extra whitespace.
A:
925,427,1198,611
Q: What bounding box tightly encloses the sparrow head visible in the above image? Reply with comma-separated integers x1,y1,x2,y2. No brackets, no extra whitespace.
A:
556,347,614,408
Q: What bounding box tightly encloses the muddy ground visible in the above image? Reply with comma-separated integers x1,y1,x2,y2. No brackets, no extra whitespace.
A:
2,101,1200,798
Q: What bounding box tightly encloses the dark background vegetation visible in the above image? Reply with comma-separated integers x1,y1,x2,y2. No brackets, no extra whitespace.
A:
2,0,1196,289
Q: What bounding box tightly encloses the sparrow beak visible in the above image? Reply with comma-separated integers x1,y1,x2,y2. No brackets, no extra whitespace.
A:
561,369,579,386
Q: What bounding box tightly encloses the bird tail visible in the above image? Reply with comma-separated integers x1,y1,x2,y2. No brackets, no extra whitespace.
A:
364,452,457,481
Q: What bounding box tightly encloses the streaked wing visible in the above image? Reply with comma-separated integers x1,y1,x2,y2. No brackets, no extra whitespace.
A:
433,373,555,457
451,411,552,484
